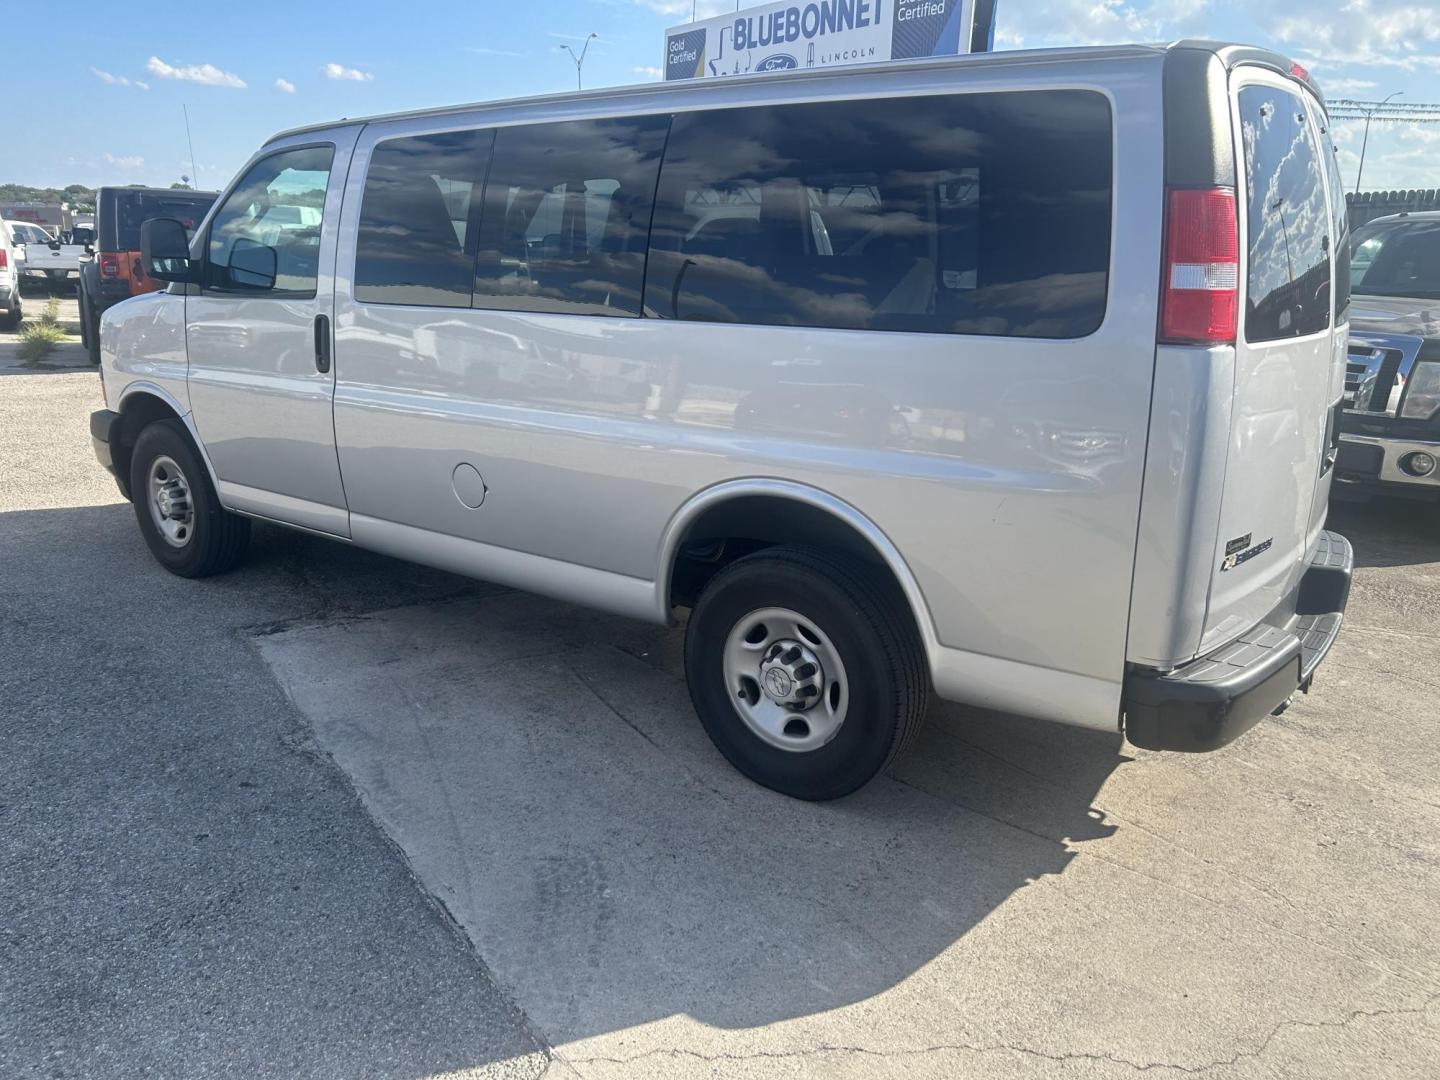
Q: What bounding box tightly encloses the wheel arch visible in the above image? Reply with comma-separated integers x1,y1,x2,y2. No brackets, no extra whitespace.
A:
657,480,938,654
111,384,219,502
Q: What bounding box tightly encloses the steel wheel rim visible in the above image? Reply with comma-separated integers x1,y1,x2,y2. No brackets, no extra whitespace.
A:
147,454,195,549
721,606,849,753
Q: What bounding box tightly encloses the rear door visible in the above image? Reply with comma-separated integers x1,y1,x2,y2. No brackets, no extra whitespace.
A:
1200,70,1338,652
186,130,360,537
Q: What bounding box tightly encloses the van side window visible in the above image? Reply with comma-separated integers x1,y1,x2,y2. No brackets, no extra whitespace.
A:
472,115,670,317
206,145,334,296
645,90,1112,338
355,129,494,307
1238,87,1331,342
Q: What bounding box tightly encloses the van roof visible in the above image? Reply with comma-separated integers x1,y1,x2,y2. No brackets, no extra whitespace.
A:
265,39,1307,146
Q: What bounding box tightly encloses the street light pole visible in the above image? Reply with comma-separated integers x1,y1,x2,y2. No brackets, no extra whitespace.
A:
1355,90,1403,194
559,33,598,91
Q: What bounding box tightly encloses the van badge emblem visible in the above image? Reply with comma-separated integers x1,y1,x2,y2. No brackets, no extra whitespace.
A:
1222,537,1273,571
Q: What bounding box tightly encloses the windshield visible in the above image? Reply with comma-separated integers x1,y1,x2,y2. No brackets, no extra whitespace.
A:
1350,218,1440,301
115,193,215,251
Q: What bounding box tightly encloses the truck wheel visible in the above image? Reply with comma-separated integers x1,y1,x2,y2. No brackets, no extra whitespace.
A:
129,419,250,578
78,293,91,348
83,294,101,365
0,301,18,332
684,545,928,800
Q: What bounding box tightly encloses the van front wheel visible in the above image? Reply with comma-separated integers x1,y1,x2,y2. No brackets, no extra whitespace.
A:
684,546,927,800
129,419,250,577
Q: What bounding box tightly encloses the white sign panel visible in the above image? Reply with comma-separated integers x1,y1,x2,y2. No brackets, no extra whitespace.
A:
665,0,977,81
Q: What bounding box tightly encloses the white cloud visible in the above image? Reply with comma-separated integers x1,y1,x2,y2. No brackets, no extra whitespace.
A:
91,67,148,90
466,46,525,57
1332,121,1440,190
1272,2,1440,71
632,0,735,15
275,77,296,93
1314,76,1378,96
146,56,247,88
988,0,1212,50
323,62,373,81
104,153,145,170
633,65,663,78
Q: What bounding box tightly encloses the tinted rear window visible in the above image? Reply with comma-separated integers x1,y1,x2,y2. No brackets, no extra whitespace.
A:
1238,86,1331,342
355,129,495,307
1310,100,1351,320
1351,220,1440,301
644,90,1112,338
472,115,669,317
114,193,214,251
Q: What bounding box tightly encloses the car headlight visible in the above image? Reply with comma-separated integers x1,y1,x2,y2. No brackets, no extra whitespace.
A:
1401,361,1440,420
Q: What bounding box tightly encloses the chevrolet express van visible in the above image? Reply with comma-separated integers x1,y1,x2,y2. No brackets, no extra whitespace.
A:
91,41,1353,799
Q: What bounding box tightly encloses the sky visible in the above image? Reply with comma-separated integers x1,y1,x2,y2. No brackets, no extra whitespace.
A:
5,0,1437,194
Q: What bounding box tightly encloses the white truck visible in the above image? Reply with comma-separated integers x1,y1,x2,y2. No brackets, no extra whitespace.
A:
5,220,86,287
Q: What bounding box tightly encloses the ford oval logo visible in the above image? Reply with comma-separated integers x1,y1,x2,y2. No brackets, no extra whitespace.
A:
756,53,798,71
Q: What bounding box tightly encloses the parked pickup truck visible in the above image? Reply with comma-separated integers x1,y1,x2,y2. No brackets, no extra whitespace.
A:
8,221,86,286
1336,211,1440,503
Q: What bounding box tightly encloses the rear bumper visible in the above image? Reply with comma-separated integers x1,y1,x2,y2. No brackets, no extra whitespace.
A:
89,277,136,315
1122,530,1352,752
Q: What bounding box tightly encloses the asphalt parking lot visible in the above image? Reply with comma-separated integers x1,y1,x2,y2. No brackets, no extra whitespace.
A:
2,371,1438,1078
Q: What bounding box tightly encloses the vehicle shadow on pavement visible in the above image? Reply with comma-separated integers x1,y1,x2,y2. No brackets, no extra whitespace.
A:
1329,497,1440,568
256,575,1127,1047
1,508,547,1079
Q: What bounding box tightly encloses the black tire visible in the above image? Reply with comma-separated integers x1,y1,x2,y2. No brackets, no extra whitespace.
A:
129,418,250,577
78,291,91,349
684,545,928,800
82,293,101,365
0,292,20,331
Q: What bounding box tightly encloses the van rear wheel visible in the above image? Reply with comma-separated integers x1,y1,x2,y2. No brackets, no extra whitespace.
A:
129,419,250,577
684,546,927,800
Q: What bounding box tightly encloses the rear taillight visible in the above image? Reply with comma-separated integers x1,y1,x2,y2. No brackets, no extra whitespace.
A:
99,252,120,278
0,249,7,270
1160,187,1239,345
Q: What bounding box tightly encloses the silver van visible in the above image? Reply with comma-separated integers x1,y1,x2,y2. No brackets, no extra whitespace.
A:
91,40,1354,799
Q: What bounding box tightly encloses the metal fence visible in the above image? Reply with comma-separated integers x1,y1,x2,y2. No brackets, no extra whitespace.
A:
1347,190,1440,227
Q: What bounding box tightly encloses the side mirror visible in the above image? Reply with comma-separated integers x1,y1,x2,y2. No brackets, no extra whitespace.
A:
140,218,196,284
228,237,277,290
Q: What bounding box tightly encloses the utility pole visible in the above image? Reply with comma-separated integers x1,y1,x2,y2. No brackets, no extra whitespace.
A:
1355,90,1402,194
559,33,598,91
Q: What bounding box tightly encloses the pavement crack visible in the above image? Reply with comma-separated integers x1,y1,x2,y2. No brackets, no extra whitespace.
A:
568,994,1439,1075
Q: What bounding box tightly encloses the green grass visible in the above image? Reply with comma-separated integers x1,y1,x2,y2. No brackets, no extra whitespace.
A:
18,299,67,362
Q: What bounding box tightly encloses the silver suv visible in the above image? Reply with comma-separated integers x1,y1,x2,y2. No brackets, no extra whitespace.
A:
90,40,1353,799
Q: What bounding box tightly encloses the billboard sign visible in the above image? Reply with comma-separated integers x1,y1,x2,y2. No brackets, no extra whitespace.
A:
665,0,978,81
